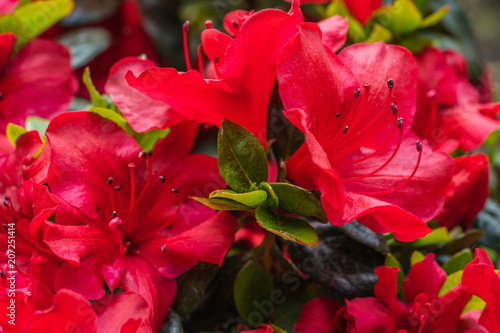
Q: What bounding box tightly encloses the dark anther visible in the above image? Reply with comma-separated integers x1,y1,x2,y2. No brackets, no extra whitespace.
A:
172,188,179,193
161,244,167,253
112,211,117,218
397,118,403,130
3,224,7,230
387,78,394,89
343,126,348,134
139,151,147,158
354,88,361,98
232,20,238,28
0,271,4,278
391,103,397,115
0,93,3,100
115,185,121,191
4,195,8,201
214,57,219,64
416,140,422,152
159,176,166,183
3,200,8,207
107,177,113,185
336,113,341,118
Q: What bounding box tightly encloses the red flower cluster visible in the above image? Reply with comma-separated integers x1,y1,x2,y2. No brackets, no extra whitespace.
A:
0,0,498,331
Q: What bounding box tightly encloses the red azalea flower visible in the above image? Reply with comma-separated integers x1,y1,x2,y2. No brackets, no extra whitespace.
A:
241,324,274,333
125,0,304,144
462,248,500,332
295,0,381,24
278,23,453,242
435,154,489,230
42,112,237,329
0,33,77,131
412,48,500,153
295,254,474,333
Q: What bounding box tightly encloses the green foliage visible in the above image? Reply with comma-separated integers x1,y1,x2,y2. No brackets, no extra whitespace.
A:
210,190,268,208
442,249,473,275
385,253,405,298
82,67,108,109
191,196,254,211
255,207,318,247
410,250,425,265
410,227,451,248
6,123,28,147
218,119,268,193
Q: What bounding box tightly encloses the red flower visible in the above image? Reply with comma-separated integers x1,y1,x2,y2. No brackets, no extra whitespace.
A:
295,0,381,24
412,48,500,153
278,23,453,242
42,112,237,329
295,297,346,333
125,0,303,145
462,248,500,332
0,33,77,131
436,154,489,230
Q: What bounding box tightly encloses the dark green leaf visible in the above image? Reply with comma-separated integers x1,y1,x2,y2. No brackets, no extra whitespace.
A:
57,27,111,69
259,182,279,209
234,261,275,327
255,207,318,247
60,0,118,26
442,249,473,275
437,229,484,255
287,222,387,298
269,183,327,223
191,196,254,211
210,190,267,208
218,119,268,193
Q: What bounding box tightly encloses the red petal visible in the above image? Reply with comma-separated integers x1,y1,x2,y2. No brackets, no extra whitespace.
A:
0,33,15,71
318,16,348,53
294,297,343,333
0,39,77,130
344,0,382,24
223,10,253,37
105,57,184,132
346,298,400,331
436,154,489,230
22,290,98,333
92,292,152,333
402,253,447,304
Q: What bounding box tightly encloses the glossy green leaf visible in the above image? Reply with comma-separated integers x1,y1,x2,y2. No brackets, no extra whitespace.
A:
82,67,108,108
88,107,134,135
234,261,275,327
420,5,449,28
269,183,327,223
437,229,484,255
410,227,450,247
217,119,268,193
442,249,473,275
57,27,111,69
6,123,28,147
134,128,170,153
25,116,49,138
6,0,74,50
255,207,318,247
259,182,279,209
210,190,267,208
191,196,254,211
375,0,422,36
438,269,486,313
365,23,393,43
410,250,425,266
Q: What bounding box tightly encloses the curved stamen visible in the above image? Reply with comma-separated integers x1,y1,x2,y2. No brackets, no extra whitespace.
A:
134,153,153,211
348,141,423,195
342,118,404,183
127,163,136,217
183,21,191,71
197,44,205,78
335,104,399,167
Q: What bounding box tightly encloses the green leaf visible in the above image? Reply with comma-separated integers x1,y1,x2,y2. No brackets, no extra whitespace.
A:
420,5,449,28
82,67,108,108
57,27,111,69
6,0,74,51
234,261,275,327
365,23,393,43
375,0,423,36
410,227,450,247
88,107,134,135
438,270,462,297
134,128,170,153
269,324,287,333
259,182,279,209
210,190,267,208
269,183,327,223
217,119,268,193
6,123,28,147
255,207,318,247
191,196,254,211
442,249,473,275
463,296,486,313
25,116,49,138
412,0,428,15
437,229,484,255
410,250,425,265
399,34,432,53
385,253,405,297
